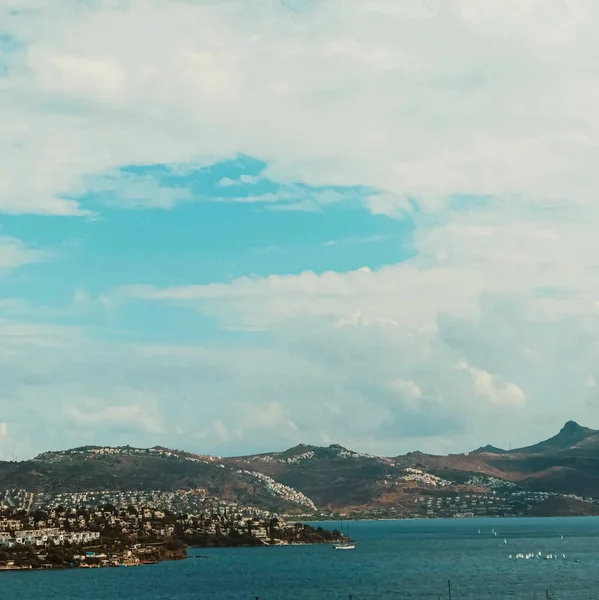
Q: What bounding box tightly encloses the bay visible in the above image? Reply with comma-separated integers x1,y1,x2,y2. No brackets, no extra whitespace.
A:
5,517,599,599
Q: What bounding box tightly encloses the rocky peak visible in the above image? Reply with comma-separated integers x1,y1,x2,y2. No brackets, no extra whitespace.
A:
560,420,583,434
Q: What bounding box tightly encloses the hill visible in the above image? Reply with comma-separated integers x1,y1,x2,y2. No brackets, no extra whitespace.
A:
527,496,599,517
473,445,507,454
2,422,599,515
230,443,392,509
509,421,599,454
0,446,317,513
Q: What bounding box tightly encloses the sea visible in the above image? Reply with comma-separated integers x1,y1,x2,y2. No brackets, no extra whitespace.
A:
5,517,599,600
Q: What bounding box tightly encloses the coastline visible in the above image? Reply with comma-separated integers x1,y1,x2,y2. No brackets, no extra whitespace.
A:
0,539,344,572
0,522,343,573
0,554,186,572
0,544,187,573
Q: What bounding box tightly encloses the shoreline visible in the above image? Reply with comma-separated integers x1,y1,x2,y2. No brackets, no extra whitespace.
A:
0,540,344,572
0,557,185,573
305,513,599,522
187,540,341,549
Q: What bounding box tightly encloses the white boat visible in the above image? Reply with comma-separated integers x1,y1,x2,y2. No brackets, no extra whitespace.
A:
334,543,356,550
334,521,356,550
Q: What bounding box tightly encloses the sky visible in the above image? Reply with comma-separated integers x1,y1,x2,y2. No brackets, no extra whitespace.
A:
1,0,599,459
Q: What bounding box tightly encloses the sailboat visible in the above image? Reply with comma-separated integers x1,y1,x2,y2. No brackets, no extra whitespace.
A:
333,521,356,550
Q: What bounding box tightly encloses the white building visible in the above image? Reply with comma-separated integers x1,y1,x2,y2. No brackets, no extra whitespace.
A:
12,528,100,547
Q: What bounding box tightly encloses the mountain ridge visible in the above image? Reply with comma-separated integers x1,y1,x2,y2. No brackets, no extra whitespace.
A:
2,421,599,514
33,420,595,463
508,421,599,455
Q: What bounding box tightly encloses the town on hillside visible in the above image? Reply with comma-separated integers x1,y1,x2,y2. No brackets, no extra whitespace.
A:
0,491,343,571
3,473,599,524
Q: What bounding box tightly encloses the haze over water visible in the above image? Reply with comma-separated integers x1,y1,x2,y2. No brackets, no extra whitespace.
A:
4,518,599,600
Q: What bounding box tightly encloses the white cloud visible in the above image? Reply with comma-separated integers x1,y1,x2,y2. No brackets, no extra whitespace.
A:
104,198,599,451
218,175,261,187
237,402,299,436
79,169,193,209
390,379,423,400
0,318,82,349
457,362,526,407
212,420,230,444
2,0,599,215
0,237,48,270
3,0,599,457
115,198,599,334
64,404,162,434
1,272,598,459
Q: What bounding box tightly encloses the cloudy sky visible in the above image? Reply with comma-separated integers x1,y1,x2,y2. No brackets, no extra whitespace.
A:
1,0,598,459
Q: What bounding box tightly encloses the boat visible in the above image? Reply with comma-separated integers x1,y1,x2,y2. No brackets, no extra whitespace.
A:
334,543,356,550
333,521,356,551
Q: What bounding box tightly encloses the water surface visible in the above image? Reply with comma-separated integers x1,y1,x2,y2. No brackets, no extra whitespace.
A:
4,517,599,599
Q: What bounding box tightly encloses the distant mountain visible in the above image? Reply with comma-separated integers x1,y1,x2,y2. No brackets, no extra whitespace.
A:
509,421,599,454
472,445,507,454
1,421,599,514
242,443,378,464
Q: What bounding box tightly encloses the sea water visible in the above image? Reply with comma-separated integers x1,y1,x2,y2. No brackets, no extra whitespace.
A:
4,517,599,599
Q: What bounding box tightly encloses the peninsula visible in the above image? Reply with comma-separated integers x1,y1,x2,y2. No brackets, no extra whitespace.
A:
0,504,344,571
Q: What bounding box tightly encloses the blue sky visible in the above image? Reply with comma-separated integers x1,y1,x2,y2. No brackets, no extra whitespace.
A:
1,158,415,340
1,0,599,459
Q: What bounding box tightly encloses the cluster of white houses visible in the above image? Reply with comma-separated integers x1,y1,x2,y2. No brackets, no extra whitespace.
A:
0,527,100,548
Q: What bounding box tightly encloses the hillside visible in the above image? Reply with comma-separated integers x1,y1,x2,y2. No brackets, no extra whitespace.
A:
473,445,507,454
229,443,393,508
0,446,317,513
509,421,599,454
527,496,599,517
2,422,599,515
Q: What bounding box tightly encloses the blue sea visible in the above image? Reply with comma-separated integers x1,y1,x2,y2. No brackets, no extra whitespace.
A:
5,518,599,599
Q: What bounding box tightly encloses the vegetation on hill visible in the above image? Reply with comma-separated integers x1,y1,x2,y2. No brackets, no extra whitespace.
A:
527,496,599,517
1,422,599,513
